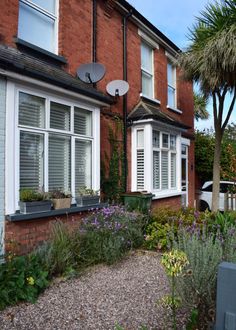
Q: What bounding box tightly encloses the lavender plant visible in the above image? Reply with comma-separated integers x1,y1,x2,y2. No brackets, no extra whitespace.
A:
77,205,146,265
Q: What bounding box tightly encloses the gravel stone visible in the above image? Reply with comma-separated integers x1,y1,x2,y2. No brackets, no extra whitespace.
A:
0,251,187,330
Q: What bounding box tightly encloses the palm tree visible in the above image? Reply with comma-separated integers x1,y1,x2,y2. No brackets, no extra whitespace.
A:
194,92,209,121
179,0,236,211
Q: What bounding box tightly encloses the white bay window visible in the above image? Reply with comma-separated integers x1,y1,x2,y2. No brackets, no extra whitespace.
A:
6,86,100,213
132,124,181,198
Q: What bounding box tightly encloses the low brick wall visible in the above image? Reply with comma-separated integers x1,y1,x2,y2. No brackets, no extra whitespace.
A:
5,212,86,255
151,196,181,211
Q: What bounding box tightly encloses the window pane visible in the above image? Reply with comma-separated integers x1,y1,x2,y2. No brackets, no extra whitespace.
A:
153,130,160,148
31,0,55,14
137,149,144,190
161,151,169,189
48,135,71,192
170,135,176,150
168,86,175,108
171,153,176,188
137,130,144,148
181,145,187,155
153,151,160,189
74,108,92,136
167,63,174,86
141,43,153,72
142,71,153,98
19,92,45,128
162,134,169,148
75,140,92,191
20,131,44,190
18,2,55,52
50,102,70,131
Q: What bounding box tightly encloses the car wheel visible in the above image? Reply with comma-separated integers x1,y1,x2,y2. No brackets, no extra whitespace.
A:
199,200,210,212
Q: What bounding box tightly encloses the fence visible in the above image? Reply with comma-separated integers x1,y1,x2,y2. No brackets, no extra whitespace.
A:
224,193,236,211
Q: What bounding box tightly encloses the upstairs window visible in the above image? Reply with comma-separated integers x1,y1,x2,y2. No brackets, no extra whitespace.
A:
18,0,58,53
167,61,176,108
141,42,154,98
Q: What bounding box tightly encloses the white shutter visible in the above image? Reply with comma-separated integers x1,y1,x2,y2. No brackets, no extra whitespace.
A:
161,151,169,189
153,150,160,189
48,134,71,191
74,108,92,136
75,140,92,191
19,92,45,128
20,131,44,190
171,153,176,188
50,102,70,131
137,149,144,190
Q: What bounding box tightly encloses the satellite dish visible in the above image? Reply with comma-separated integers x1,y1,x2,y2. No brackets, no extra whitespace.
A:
77,63,106,84
106,80,129,97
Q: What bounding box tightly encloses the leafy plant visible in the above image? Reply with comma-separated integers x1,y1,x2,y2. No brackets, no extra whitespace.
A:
77,186,99,196
34,221,76,276
49,189,71,199
161,249,189,330
0,253,49,310
77,206,146,265
20,189,49,202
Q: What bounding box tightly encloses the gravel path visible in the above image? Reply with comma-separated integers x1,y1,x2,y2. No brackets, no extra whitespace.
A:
0,251,187,330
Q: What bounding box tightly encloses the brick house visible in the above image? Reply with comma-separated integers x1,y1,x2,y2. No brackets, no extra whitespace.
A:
0,0,194,254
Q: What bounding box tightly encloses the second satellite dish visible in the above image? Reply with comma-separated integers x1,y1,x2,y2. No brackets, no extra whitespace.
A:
77,63,106,84
106,80,129,96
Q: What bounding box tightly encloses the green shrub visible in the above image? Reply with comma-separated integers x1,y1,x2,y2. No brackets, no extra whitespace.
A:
34,221,77,277
0,253,49,310
19,189,48,202
144,207,211,250
77,205,146,265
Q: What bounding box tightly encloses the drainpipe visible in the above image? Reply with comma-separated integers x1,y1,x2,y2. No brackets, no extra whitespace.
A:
122,10,133,192
92,0,97,63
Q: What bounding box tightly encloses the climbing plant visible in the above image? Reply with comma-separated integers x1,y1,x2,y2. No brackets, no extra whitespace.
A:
101,117,125,203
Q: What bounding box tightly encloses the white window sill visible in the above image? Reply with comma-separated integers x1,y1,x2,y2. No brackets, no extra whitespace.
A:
167,105,182,114
140,94,161,105
152,190,184,200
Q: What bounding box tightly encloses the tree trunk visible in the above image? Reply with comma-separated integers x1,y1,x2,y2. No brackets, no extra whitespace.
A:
212,128,222,212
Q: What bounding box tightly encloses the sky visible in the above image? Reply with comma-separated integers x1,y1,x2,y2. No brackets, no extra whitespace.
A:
128,0,236,131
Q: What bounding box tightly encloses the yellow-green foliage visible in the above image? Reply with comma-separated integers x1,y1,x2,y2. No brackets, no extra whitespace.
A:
161,249,189,277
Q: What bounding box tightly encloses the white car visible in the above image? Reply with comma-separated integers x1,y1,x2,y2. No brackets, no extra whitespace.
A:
199,181,236,211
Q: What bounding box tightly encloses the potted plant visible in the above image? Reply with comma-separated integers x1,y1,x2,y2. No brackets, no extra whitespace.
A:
76,187,100,206
19,189,52,214
50,190,72,210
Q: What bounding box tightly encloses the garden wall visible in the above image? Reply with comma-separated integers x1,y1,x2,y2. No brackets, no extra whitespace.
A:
152,196,181,210
5,212,85,255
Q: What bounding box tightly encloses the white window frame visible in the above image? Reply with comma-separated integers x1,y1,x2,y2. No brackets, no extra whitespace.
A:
167,61,176,109
18,0,59,54
131,122,182,199
5,82,100,214
141,41,155,99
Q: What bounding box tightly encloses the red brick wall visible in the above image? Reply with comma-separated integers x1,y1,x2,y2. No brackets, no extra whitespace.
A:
152,196,182,211
5,213,84,255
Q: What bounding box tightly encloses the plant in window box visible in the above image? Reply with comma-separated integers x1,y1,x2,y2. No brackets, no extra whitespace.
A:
50,190,72,210
76,187,100,207
19,189,52,214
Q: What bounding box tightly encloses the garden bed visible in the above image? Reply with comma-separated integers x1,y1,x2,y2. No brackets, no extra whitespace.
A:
0,251,187,330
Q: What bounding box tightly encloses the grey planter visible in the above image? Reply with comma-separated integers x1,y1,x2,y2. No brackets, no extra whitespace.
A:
19,200,52,214
76,196,100,207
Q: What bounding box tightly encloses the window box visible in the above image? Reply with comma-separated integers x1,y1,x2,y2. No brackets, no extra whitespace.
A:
19,200,52,214
122,192,153,214
52,198,71,210
76,195,100,207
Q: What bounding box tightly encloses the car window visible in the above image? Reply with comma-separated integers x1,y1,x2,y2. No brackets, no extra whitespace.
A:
220,183,230,193
202,184,212,192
